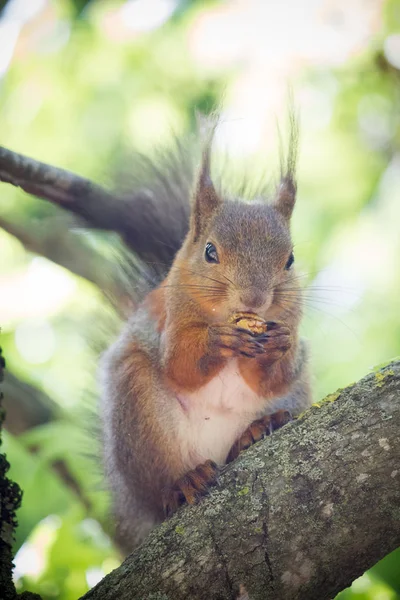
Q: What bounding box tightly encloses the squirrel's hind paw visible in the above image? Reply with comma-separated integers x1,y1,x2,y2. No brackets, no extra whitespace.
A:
227,410,292,462
162,460,219,517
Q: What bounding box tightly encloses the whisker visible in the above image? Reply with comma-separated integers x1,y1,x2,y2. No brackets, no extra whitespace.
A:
161,284,225,291
280,286,344,293
275,291,358,310
221,273,236,288
189,292,228,302
142,260,233,289
169,264,229,288
304,306,360,339
278,292,348,302
273,298,359,339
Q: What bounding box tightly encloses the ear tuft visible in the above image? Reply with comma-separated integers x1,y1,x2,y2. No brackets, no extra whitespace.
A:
191,115,221,241
274,105,299,220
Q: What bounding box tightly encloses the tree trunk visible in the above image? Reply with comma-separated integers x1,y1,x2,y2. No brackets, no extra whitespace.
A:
0,347,22,600
0,348,42,600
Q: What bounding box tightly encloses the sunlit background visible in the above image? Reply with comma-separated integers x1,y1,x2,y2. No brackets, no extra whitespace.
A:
1,0,400,598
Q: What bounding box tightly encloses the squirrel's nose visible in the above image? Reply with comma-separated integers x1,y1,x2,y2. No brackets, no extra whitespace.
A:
240,288,265,310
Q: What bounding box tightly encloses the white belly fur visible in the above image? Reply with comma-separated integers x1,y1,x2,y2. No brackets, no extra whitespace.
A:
175,359,266,468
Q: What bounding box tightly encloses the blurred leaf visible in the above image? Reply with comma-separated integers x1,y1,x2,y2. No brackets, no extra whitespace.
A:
384,0,400,34
336,572,399,600
69,0,93,18
19,421,109,521
370,547,400,593
0,0,11,15
15,507,118,600
2,431,76,549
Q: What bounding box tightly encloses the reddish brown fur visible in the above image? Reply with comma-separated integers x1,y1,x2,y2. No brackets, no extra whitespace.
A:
146,286,167,333
163,460,218,516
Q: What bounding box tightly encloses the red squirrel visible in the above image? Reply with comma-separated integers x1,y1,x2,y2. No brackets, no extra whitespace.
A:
100,118,311,552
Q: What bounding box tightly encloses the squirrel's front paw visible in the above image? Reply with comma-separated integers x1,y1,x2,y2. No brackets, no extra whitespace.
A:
227,410,292,462
209,323,268,359
162,459,219,518
255,321,291,363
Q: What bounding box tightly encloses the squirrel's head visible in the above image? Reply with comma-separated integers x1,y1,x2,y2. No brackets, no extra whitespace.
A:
172,135,301,324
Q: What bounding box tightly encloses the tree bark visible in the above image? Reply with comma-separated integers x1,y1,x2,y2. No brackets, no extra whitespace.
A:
0,347,22,600
81,360,400,600
0,145,154,257
0,145,120,228
0,144,190,269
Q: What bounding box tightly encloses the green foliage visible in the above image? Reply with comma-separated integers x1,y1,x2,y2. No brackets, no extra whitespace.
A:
371,547,400,594
69,0,93,18
337,549,400,600
0,0,399,598
0,0,11,15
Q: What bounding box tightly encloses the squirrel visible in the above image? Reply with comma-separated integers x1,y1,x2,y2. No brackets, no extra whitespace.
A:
99,117,311,553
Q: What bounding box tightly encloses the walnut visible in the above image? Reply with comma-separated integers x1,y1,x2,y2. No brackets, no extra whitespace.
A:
229,312,268,336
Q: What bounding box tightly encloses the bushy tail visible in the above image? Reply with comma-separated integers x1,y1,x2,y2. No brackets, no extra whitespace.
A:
113,137,197,280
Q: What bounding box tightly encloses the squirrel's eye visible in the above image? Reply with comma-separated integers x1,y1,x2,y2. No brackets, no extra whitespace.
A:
285,252,294,270
205,242,219,263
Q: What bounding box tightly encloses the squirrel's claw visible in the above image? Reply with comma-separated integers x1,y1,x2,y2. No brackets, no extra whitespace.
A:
162,459,219,518
253,323,292,362
210,322,291,361
226,410,292,463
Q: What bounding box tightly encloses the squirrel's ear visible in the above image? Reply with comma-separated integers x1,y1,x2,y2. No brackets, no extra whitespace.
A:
191,134,221,241
274,176,297,220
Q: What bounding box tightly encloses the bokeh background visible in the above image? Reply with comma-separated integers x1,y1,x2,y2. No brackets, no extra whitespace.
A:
1,0,400,598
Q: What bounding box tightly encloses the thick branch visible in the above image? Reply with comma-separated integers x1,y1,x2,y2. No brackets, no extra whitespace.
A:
0,146,119,225
0,144,188,269
82,361,400,600
0,146,153,249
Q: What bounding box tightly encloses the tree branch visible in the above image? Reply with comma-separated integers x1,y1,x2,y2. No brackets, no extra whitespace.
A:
81,361,400,600
0,144,189,269
0,213,125,299
0,145,118,223
2,371,60,435
0,145,148,246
